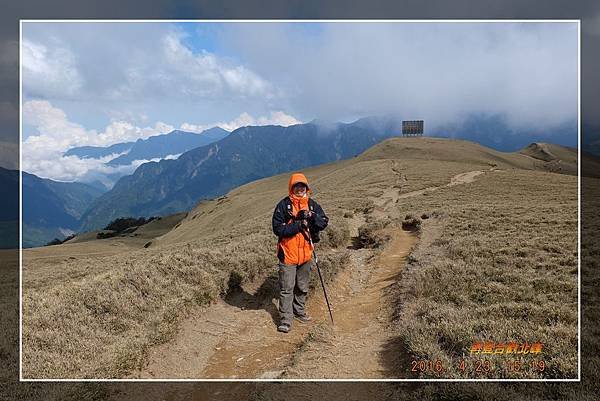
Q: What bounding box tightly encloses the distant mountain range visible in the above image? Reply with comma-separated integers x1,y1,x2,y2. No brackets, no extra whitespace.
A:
64,141,135,159
20,113,581,242
106,127,229,166
64,127,229,165
78,118,403,231
62,127,230,190
2,167,104,248
22,172,105,247
431,114,577,152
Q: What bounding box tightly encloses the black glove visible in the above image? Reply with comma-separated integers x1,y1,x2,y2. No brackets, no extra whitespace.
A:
300,219,309,229
296,209,312,220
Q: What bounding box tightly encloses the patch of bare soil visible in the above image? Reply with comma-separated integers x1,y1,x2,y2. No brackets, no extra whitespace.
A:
284,229,416,378
395,169,485,200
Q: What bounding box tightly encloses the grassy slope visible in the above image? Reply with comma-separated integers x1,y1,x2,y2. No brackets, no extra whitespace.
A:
21,137,580,380
65,212,187,245
23,213,187,292
392,169,577,378
155,137,554,248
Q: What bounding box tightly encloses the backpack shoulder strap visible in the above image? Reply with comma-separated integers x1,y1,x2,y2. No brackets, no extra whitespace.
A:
284,197,294,217
308,198,316,212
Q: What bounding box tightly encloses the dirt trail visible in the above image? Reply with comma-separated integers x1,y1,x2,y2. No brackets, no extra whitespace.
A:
135,220,371,379
134,167,484,379
396,170,484,200
372,162,485,217
285,229,416,378
202,247,374,379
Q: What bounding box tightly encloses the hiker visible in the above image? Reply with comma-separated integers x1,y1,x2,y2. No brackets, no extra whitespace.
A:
272,172,329,333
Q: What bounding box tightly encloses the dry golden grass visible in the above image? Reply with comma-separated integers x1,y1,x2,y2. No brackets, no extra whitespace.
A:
391,169,578,378
21,137,581,380
244,181,595,401
1,250,112,400
22,219,357,378
23,212,186,291
153,136,547,248
22,155,408,378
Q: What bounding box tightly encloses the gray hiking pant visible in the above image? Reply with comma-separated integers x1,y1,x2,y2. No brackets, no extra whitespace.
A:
278,258,312,326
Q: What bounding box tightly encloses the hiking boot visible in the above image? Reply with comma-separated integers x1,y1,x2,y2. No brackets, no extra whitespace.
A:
277,324,290,333
294,314,312,323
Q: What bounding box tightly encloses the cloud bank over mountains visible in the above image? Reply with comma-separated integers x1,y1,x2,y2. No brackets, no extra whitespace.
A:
180,111,301,133
22,99,301,184
218,22,578,129
20,21,578,182
22,22,577,128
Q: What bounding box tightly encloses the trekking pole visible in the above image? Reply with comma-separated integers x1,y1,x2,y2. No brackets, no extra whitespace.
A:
306,228,334,325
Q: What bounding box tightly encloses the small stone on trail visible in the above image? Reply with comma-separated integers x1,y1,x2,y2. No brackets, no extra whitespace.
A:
259,370,285,379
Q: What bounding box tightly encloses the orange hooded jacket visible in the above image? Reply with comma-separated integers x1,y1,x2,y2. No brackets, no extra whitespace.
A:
275,173,314,265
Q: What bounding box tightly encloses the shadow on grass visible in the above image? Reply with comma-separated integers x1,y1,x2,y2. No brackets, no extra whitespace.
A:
378,335,415,379
347,235,363,250
224,274,280,327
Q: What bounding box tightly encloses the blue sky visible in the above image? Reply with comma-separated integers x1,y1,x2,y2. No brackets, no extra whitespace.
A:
20,21,578,183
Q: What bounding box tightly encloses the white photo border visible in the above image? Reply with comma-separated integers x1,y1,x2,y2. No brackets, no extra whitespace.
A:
19,18,582,383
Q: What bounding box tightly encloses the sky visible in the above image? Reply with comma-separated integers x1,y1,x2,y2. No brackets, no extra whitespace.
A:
20,21,579,183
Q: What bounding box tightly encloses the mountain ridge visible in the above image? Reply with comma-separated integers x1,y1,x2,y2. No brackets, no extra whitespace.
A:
22,172,105,247
78,120,402,231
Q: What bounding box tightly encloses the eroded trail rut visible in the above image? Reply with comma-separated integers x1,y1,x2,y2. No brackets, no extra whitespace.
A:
284,229,416,378
134,168,485,379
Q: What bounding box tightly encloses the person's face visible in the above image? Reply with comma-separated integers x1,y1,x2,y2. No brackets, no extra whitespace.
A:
293,183,307,196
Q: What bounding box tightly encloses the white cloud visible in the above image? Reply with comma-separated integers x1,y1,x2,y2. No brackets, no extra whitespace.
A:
152,32,274,99
107,109,150,125
22,100,90,165
95,120,175,146
22,100,174,182
180,110,301,133
20,22,579,130
22,151,185,187
221,22,579,129
214,112,256,132
179,122,210,133
128,153,182,167
24,153,116,183
23,100,173,148
256,111,302,127
22,25,277,103
21,99,301,183
22,38,83,98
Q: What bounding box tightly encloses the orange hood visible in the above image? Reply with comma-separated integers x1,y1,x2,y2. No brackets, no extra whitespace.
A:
288,173,310,197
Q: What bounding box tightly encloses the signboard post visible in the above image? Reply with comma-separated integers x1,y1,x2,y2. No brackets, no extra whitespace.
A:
402,120,424,137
